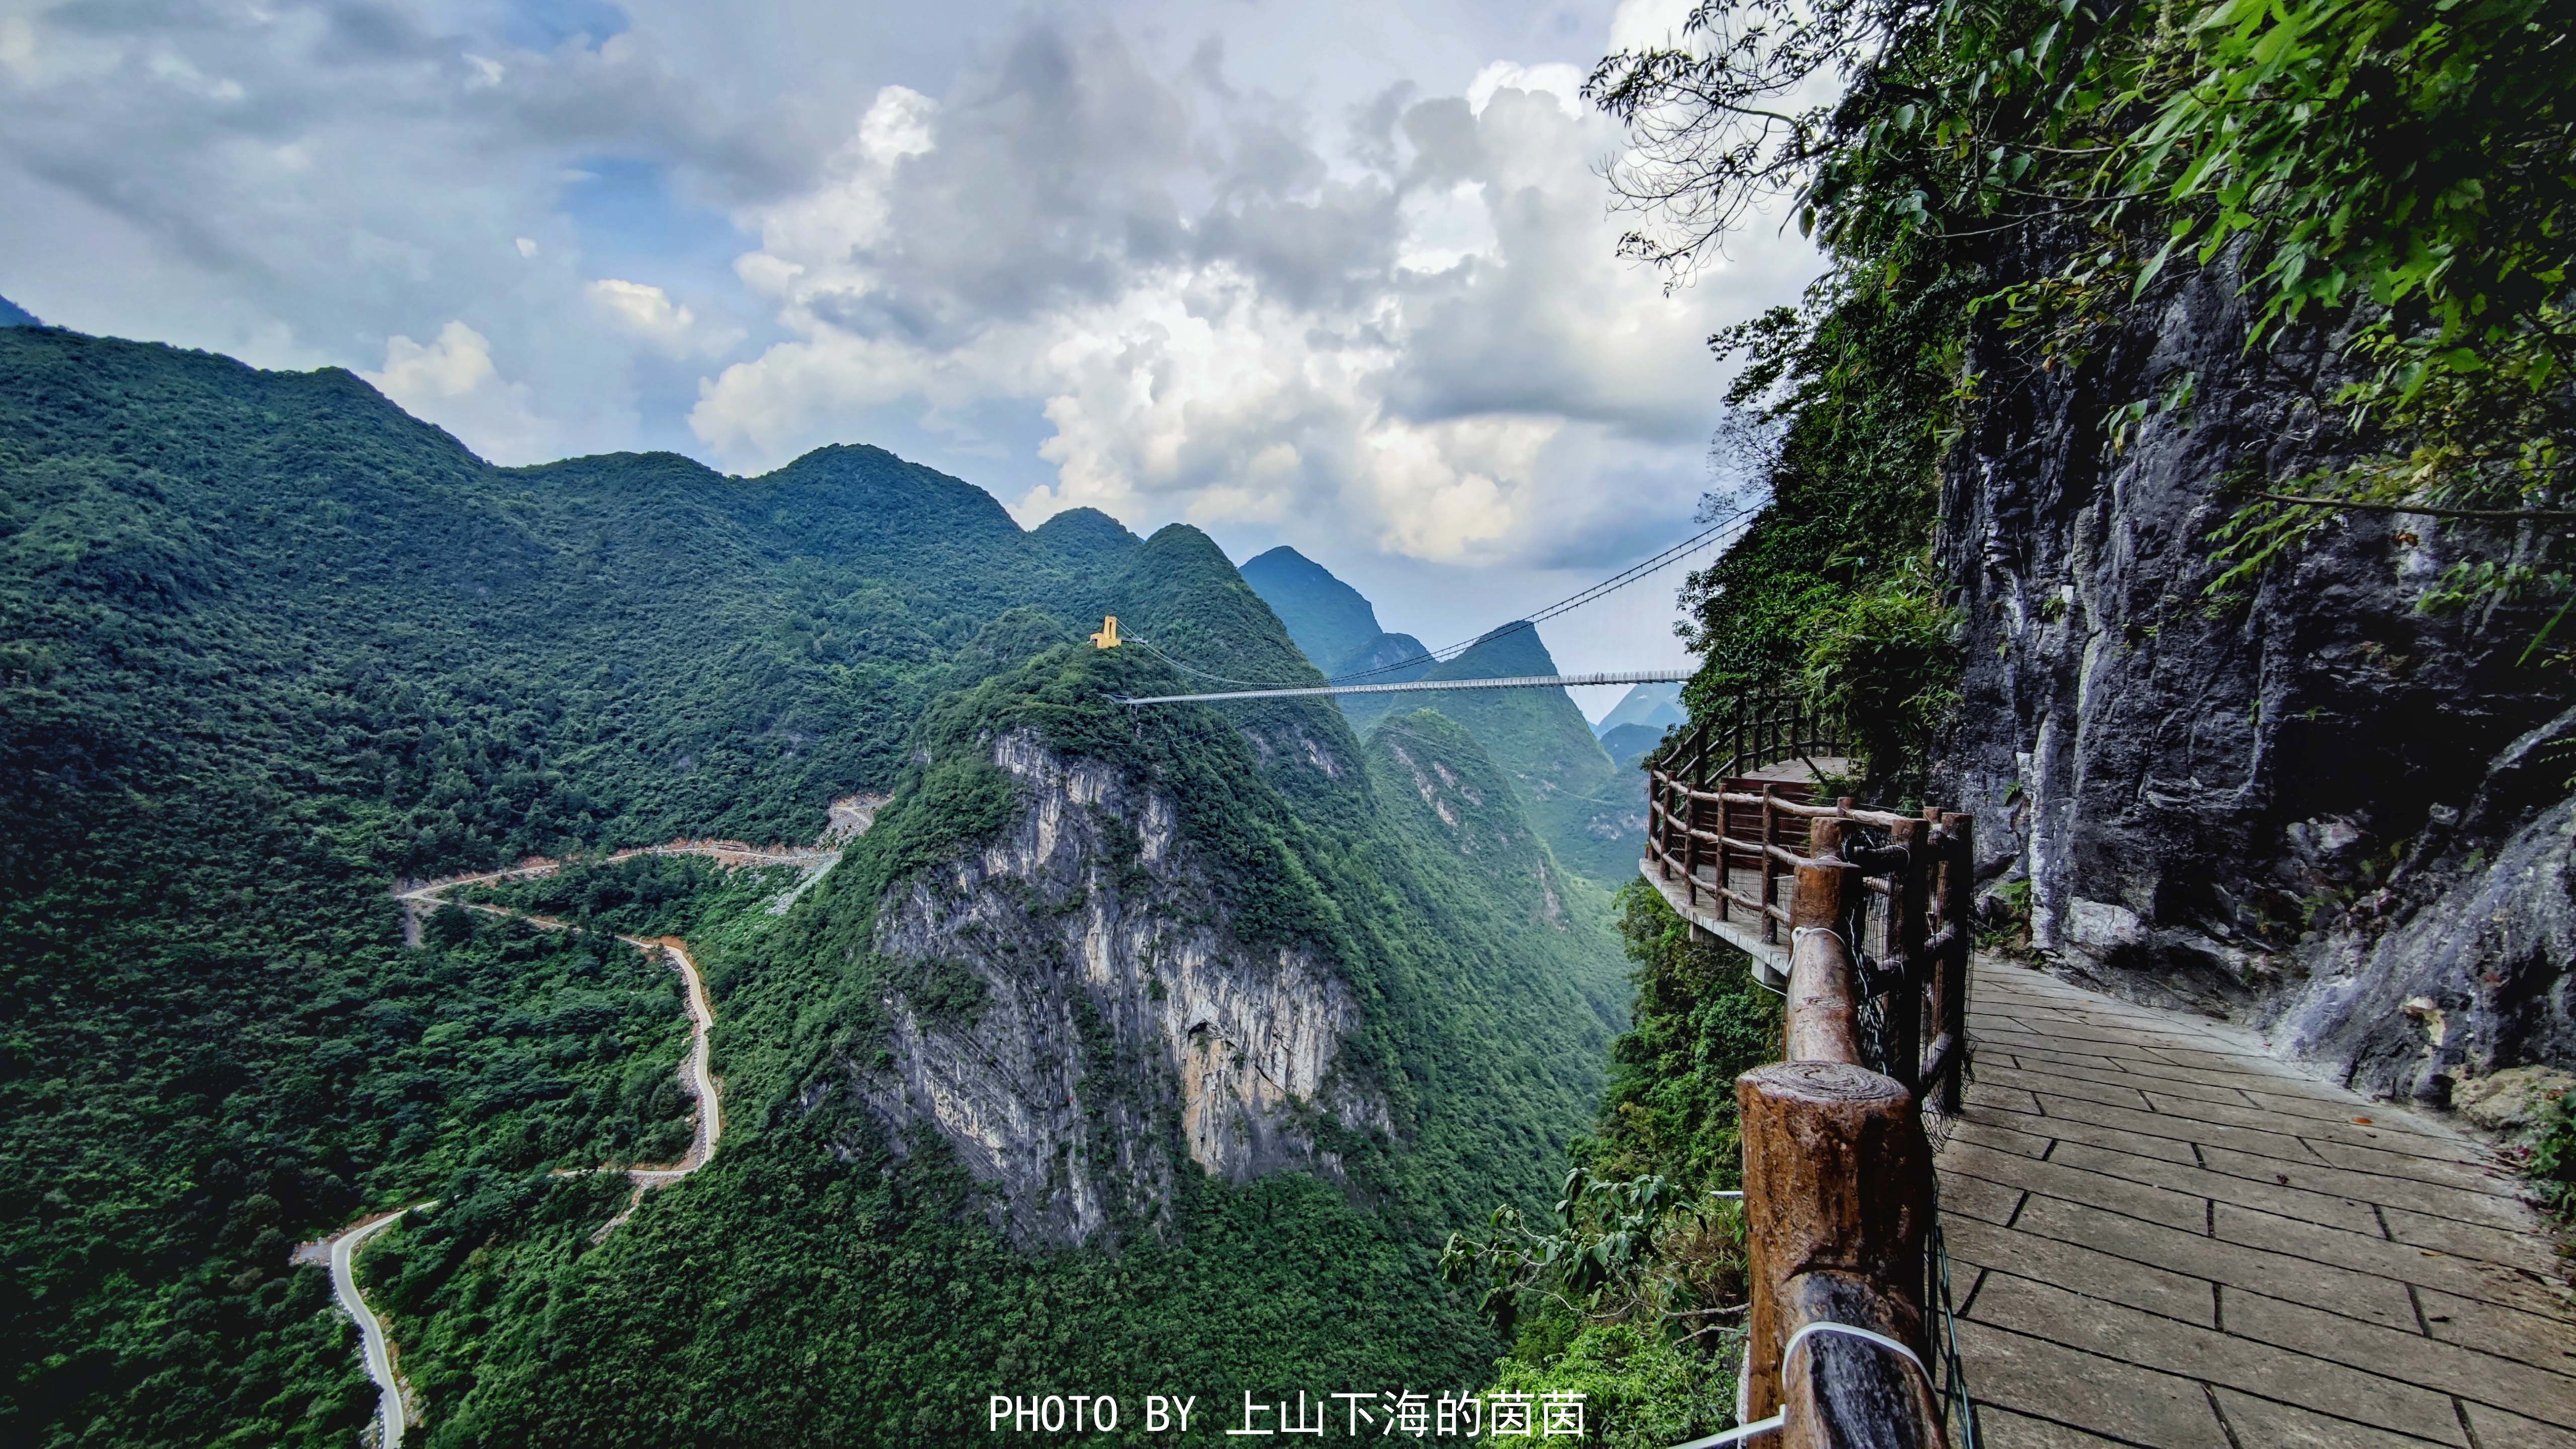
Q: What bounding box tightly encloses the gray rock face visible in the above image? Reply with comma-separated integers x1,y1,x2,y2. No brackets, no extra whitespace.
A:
2270,709,2576,1100
846,728,1387,1246
1937,244,2570,1097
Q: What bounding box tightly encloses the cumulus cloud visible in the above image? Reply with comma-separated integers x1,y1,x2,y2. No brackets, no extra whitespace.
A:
588,277,738,357
2,0,1818,575
693,20,1814,565
362,320,560,464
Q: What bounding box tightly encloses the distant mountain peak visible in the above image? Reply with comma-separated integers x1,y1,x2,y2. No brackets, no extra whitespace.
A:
1594,681,1686,738
0,293,43,329
1239,546,1384,674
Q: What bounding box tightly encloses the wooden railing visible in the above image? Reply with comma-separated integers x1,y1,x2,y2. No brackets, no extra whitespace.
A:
1643,707,1979,1448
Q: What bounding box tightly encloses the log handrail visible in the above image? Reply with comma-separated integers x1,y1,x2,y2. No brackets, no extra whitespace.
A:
1737,842,1952,1449
1643,697,1977,1447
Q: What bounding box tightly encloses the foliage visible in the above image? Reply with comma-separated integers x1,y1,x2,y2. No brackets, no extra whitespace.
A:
1349,625,1640,883
466,855,806,938
1798,562,1963,803
346,638,1634,1444
1600,0,2574,668
1,327,1636,1446
2527,1085,2576,1220
1670,250,1966,798
1449,882,1783,1447
1481,1320,1716,1449
1582,883,1784,1196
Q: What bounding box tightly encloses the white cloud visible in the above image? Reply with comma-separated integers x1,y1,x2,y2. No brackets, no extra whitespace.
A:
1607,0,1707,54
588,277,738,357
0,0,1821,583
362,321,560,465
692,28,1817,567
1465,60,1582,116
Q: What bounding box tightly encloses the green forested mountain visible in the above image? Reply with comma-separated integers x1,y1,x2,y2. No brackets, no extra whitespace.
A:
1597,723,1664,772
1592,683,1684,739
1336,629,1435,686
1237,549,1643,885
1342,626,1639,883
0,326,1628,1446
1236,545,1384,674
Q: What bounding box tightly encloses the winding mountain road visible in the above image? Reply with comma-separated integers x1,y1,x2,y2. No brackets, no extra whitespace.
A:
327,1205,434,1448
315,840,823,1445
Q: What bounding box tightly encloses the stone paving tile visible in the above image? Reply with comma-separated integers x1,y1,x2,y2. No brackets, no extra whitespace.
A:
1945,1213,2216,1325
2207,1388,2449,1448
1974,1405,2138,1448
1968,1082,2045,1115
1950,1112,2060,1160
2010,1193,2420,1331
1952,1316,2230,1448
2237,1086,2468,1134
1939,1169,2024,1227
1975,1063,2156,1111
2382,1202,2569,1273
1945,959,2574,1449
2417,1284,2576,1372
1965,1274,2467,1443
2032,1092,2334,1165
1976,1025,2178,1065
1941,1139,2211,1233
1983,1104,2207,1167
2134,1091,2493,1165
1987,1054,2270,1109
2296,1135,2528,1192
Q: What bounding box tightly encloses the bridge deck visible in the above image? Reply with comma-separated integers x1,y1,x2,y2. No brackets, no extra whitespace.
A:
1946,958,2576,1447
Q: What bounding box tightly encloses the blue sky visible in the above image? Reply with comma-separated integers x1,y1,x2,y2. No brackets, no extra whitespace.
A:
0,0,1819,712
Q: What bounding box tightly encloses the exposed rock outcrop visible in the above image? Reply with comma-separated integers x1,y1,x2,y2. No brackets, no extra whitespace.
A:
1938,244,2571,1100
843,729,1388,1246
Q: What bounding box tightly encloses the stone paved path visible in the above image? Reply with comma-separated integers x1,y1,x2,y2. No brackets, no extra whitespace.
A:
1940,959,2576,1448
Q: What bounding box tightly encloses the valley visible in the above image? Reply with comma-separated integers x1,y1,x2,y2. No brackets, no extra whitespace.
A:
321,837,803,1447
0,323,1636,1445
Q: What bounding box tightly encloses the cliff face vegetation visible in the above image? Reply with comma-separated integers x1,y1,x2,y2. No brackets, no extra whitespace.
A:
856,725,1389,1247
1601,0,2573,1100
0,326,1631,1445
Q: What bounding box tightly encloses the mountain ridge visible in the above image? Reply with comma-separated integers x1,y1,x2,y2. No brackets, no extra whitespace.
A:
0,323,1627,1446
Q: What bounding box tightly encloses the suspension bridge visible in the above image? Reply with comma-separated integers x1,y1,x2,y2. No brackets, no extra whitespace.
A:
1108,667,1694,706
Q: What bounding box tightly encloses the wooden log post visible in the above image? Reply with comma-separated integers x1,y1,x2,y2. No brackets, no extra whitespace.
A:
1682,778,1703,911
1785,858,1862,1065
1935,814,1974,1116
1738,1061,1945,1447
1760,784,1781,944
1886,818,1929,1097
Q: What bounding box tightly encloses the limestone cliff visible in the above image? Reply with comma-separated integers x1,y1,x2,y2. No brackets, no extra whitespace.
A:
1938,245,2572,1102
843,728,1388,1246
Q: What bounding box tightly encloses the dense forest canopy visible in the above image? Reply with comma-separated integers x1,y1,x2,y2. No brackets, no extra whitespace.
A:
0,326,1635,1445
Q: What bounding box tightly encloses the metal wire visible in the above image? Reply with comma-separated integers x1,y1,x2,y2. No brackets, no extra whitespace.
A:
1925,1184,1984,1449
1116,502,1764,693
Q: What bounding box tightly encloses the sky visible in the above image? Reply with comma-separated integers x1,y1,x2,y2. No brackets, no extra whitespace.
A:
0,0,1821,718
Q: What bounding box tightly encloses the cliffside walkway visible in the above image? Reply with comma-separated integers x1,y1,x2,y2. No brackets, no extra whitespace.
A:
1943,958,2576,1448
1642,698,2574,1447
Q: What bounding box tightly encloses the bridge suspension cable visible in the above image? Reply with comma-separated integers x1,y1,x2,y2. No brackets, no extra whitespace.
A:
1117,501,1760,695
1109,668,1696,706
